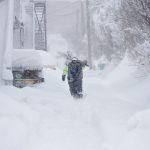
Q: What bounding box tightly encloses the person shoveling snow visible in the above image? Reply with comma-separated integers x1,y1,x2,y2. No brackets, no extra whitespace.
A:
62,57,88,99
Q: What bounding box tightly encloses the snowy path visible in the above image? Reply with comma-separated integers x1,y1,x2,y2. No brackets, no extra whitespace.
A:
0,70,142,150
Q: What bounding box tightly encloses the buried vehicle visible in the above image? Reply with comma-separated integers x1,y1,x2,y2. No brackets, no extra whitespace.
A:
12,49,55,88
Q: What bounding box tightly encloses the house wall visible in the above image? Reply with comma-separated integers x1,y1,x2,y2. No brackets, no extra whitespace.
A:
0,0,8,84
13,0,34,49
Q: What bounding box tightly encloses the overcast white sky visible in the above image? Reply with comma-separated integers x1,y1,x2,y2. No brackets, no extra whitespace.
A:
48,0,78,2
47,0,82,34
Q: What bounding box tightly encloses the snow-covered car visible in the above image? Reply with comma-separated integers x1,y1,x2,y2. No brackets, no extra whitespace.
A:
12,49,55,88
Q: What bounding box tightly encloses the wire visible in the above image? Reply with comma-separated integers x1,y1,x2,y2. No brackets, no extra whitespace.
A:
49,1,80,15
48,14,76,24
47,13,77,24
50,11,78,17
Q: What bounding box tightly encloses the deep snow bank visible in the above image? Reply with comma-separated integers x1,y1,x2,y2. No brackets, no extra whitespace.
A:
104,53,137,86
103,53,150,107
102,53,150,150
117,109,150,150
0,68,149,150
0,90,39,150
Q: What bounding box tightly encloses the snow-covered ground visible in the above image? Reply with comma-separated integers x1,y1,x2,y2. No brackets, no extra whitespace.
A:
0,61,150,150
0,1,150,150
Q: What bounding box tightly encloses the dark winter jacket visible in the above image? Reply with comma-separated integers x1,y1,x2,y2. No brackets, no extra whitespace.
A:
63,60,87,81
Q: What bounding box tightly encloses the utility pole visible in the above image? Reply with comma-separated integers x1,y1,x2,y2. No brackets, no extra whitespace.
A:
86,0,92,69
76,9,79,37
80,1,85,37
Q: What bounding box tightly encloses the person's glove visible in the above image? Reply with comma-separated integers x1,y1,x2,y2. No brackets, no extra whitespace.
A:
62,75,66,81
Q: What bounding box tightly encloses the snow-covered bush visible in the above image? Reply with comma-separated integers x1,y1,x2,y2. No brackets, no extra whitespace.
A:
90,0,125,62
128,41,150,77
90,0,150,76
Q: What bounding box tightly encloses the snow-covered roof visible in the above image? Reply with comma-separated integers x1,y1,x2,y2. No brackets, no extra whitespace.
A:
12,49,55,70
